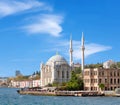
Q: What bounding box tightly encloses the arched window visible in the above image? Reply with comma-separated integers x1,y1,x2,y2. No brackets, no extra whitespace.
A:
118,79,120,84
110,79,112,84
67,71,69,78
99,79,102,83
114,72,116,76
62,71,64,78
114,79,116,84
58,71,59,78
118,72,119,76
110,72,112,76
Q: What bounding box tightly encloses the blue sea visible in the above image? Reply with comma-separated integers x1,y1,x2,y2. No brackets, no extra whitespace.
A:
0,88,120,105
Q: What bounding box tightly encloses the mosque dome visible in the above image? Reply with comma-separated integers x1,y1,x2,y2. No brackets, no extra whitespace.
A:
46,54,68,66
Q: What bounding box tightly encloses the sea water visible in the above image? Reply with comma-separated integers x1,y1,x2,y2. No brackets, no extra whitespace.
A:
0,88,120,105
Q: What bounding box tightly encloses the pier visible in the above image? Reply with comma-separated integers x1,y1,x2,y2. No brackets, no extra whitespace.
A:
17,88,105,96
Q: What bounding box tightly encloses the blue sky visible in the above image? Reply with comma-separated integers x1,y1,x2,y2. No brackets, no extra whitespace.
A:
0,0,120,77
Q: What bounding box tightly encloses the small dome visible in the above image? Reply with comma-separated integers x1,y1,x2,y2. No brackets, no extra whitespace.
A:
46,54,68,66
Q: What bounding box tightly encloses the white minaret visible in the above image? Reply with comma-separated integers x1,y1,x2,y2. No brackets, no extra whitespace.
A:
81,32,85,74
69,35,73,67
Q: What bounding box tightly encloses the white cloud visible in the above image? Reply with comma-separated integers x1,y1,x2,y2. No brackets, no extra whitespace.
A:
0,0,52,17
73,42,112,60
23,14,63,37
45,40,112,61
0,0,63,37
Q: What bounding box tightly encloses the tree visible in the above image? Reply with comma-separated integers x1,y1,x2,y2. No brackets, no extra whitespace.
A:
52,82,59,87
46,83,52,87
117,62,120,68
74,67,81,74
14,75,29,81
66,71,84,90
99,83,105,91
85,63,103,69
110,64,117,69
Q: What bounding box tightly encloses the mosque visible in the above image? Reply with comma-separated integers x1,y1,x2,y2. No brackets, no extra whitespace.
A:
40,33,85,87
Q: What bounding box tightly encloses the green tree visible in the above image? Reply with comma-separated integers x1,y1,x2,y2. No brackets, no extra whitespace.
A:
74,67,81,74
117,62,120,68
85,63,103,69
52,82,59,87
46,83,52,87
99,83,105,91
66,71,84,90
14,75,29,81
110,64,117,69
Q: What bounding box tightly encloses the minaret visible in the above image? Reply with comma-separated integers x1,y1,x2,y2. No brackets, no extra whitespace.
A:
69,35,73,67
81,32,85,74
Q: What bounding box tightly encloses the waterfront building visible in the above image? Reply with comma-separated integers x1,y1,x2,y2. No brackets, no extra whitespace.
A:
84,68,120,91
40,54,71,87
0,77,8,86
40,35,76,87
40,33,86,87
74,63,81,69
11,79,41,88
103,60,116,69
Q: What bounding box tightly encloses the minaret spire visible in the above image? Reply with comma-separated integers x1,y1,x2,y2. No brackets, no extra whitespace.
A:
69,34,73,67
81,32,85,74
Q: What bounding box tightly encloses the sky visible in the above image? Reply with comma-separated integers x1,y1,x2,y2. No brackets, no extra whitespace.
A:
0,0,120,77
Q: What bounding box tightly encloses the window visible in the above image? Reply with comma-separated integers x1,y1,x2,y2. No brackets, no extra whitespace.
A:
62,71,64,78
114,72,116,76
91,72,92,76
99,72,101,76
67,71,69,78
110,72,112,76
91,79,93,83
105,79,107,83
99,79,102,83
114,79,116,84
118,72,119,76
105,87,107,90
102,71,104,76
110,79,112,84
118,79,120,84
58,71,59,78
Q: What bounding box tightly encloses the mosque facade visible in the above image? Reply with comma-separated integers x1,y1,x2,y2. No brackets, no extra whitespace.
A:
40,54,71,87
40,33,85,87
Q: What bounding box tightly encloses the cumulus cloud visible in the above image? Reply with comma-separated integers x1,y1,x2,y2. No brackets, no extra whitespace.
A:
0,0,52,17
23,14,63,37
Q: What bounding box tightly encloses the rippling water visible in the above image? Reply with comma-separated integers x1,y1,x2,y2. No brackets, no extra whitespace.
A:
0,88,120,105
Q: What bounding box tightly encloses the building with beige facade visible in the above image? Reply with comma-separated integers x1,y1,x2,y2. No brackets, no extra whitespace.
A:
84,68,120,91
